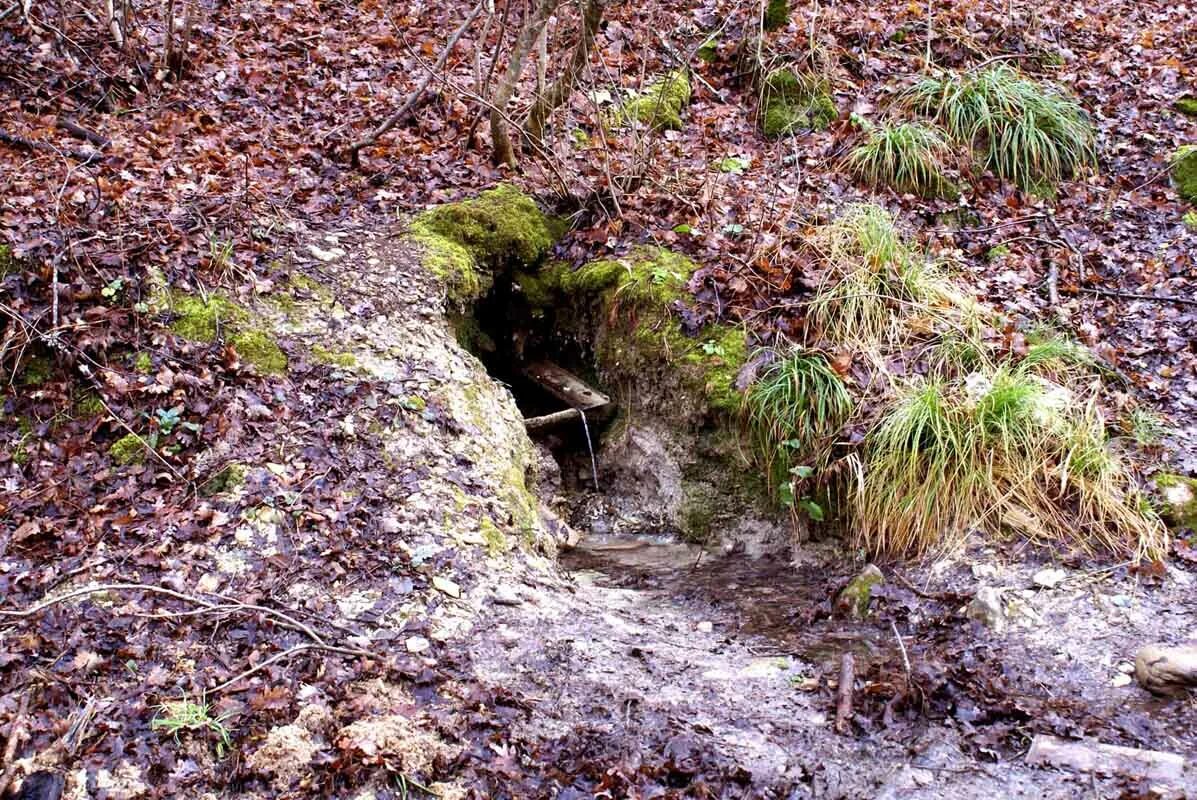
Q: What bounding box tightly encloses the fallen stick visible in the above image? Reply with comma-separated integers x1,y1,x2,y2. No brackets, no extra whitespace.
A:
1075,287,1197,308
0,690,31,798
0,130,103,164
56,118,110,149
834,652,855,735
1026,734,1186,782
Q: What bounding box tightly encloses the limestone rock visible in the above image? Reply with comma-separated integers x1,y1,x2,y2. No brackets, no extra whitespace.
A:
1134,644,1197,695
967,587,1007,634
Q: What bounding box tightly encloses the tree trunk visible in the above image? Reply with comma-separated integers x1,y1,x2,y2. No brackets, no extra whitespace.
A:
489,0,558,167
524,0,603,147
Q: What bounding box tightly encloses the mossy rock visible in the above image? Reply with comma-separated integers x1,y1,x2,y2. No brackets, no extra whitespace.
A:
1172,145,1197,203
1174,97,1197,118
763,0,789,30
1154,473,1197,531
109,433,147,466
540,246,750,418
760,69,836,138
407,184,565,305
164,291,288,375
835,564,884,619
616,70,692,131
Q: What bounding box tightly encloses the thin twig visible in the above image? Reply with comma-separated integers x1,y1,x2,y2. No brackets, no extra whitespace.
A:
209,642,372,693
0,690,32,798
890,619,911,689
1075,287,1197,307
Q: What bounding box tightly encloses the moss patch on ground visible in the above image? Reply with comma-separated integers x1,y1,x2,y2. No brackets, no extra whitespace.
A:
109,433,147,465
0,244,14,279
760,69,836,138
1173,146,1197,203
1174,98,1197,118
763,0,789,30
616,71,692,131
311,344,358,369
407,184,564,306
164,291,287,375
200,462,248,496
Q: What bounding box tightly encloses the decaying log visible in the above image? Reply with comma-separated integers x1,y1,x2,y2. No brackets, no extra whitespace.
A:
1026,734,1186,783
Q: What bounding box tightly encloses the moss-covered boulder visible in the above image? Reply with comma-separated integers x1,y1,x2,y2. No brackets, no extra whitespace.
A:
760,69,836,138
616,71,692,131
763,0,789,30
1172,145,1197,203
407,184,564,306
1155,473,1197,531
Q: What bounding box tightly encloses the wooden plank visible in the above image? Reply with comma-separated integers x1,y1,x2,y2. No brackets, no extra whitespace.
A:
1026,734,1186,782
520,360,611,411
524,407,582,432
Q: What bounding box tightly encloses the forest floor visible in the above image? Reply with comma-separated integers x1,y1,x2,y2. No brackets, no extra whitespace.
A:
2,0,1197,796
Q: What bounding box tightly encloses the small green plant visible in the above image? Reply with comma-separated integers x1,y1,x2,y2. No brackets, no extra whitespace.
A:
844,121,956,197
717,155,752,174
151,695,233,757
745,350,853,492
904,64,1096,190
207,236,235,273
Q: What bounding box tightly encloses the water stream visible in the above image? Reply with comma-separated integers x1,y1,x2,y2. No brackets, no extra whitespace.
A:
578,409,600,491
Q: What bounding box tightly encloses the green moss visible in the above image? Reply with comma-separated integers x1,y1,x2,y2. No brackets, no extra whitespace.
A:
1170,145,1197,203
480,516,510,557
229,329,287,374
1184,210,1197,230
18,354,52,386
167,292,247,342
763,0,789,30
616,70,692,131
987,244,1011,260
1174,98,1197,118
0,244,14,279
109,433,147,465
290,274,334,303
760,69,836,138
448,313,497,356
565,246,695,307
200,462,248,496
11,416,34,465
696,35,720,63
679,323,749,414
678,483,719,542
311,344,357,368
74,393,106,418
133,352,153,373
408,184,564,305
1154,473,1197,531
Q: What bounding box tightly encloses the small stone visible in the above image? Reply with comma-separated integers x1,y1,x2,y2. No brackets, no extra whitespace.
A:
1032,568,1066,589
378,516,400,534
1110,594,1133,608
492,585,522,606
197,573,222,593
696,620,714,633
834,564,884,619
405,636,431,654
1112,673,1133,687
432,576,461,598
967,587,1007,634
971,564,998,580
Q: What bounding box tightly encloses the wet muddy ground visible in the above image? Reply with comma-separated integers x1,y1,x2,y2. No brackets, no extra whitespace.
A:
466,518,1197,798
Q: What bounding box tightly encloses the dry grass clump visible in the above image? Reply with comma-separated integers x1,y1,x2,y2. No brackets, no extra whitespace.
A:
853,366,1166,558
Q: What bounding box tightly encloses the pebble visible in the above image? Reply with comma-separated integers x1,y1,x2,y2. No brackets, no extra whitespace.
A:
967,587,1007,634
406,636,431,654
1032,568,1067,589
493,585,523,606
696,620,714,633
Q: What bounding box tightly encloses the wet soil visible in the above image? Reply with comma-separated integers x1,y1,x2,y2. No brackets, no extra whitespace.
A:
467,520,1197,798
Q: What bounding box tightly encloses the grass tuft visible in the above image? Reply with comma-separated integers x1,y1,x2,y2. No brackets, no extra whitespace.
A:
854,367,1166,558
904,64,1096,190
745,350,853,490
152,695,233,757
844,121,956,197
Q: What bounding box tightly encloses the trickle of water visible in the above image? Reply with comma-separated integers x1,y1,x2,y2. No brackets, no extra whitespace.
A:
578,409,600,491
